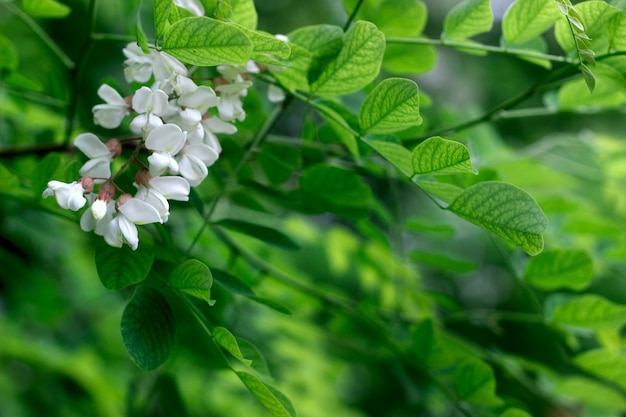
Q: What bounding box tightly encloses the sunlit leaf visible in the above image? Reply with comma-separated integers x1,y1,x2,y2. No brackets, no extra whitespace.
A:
524,249,593,291
502,0,561,45
23,0,71,18
230,0,258,30
374,0,428,37
121,285,176,371
365,139,413,176
154,0,173,38
448,182,548,255
554,376,626,412
455,357,503,406
443,0,493,40
95,243,154,290
552,294,626,332
383,43,437,75
574,349,626,391
162,17,253,66
412,136,474,176
169,259,213,305
213,326,252,365
236,26,291,65
359,78,422,134
215,219,300,250
237,371,297,417
311,21,385,96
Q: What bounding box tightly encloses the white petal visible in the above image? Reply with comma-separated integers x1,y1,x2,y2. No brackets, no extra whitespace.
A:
153,52,188,81
118,216,140,250
74,133,110,158
104,217,124,248
118,199,163,224
132,86,153,114
130,113,163,136
151,89,170,116
93,104,127,129
97,84,126,106
268,84,286,103
145,124,186,154
179,85,219,113
149,176,190,201
185,143,219,165
178,154,208,186
79,157,111,180
148,152,178,176
203,116,237,134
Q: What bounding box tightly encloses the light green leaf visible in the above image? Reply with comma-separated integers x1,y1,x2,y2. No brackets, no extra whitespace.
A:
365,139,413,177
162,17,253,66
213,326,252,365
443,0,493,40
215,219,300,250
230,0,257,30
500,409,533,417
502,0,561,45
311,21,385,96
383,43,437,75
154,0,173,38
448,182,548,255
552,294,626,332
554,376,626,412
237,371,297,417
247,296,293,316
0,35,18,73
574,349,626,391
136,9,151,54
558,63,626,110
524,249,593,291
374,0,428,37
412,136,474,176
23,0,71,18
94,243,154,291
121,285,176,371
555,1,619,53
455,358,503,406
169,259,213,304
359,78,422,134
236,27,291,65
415,179,464,205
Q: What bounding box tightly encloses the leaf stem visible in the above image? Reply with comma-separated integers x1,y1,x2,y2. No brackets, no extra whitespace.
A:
1,2,75,70
385,36,574,63
343,0,366,31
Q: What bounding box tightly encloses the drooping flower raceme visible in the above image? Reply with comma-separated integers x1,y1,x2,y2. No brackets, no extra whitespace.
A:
43,39,276,250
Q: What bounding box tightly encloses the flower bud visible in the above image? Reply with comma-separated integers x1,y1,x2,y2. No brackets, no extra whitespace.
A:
105,139,122,158
91,198,108,220
116,193,132,210
79,176,95,193
98,182,116,201
134,170,152,187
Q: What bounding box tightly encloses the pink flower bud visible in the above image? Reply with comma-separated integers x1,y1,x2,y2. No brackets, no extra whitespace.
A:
79,176,95,193
98,182,116,201
116,193,132,210
105,139,122,158
134,170,152,187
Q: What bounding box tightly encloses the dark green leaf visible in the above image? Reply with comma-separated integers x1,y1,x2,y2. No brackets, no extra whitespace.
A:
212,268,255,296
162,17,253,66
33,153,62,198
448,181,548,255
95,243,155,290
410,250,478,273
238,338,271,377
237,371,297,417
169,259,213,304
455,358,503,406
258,143,301,185
121,285,176,371
215,219,300,250
0,35,18,73
248,296,293,315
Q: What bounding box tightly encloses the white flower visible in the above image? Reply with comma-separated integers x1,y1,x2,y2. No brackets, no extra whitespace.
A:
153,52,189,94
145,124,187,176
130,87,169,136
80,197,115,235
170,108,205,143
179,85,219,114
75,133,113,180
123,43,155,83
267,84,286,103
92,84,130,128
174,0,205,16
201,116,236,154
104,198,162,250
176,143,219,186
135,176,190,222
42,180,87,211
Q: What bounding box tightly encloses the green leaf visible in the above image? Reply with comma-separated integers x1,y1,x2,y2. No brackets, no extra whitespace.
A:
258,143,301,185
364,139,413,177
448,181,548,255
374,0,428,37
558,63,626,110
524,249,593,291
22,0,71,18
359,78,422,134
299,165,372,217
236,27,291,66
310,21,385,96
162,17,253,66
555,1,619,53
415,179,464,205
410,250,478,273
0,163,19,195
33,153,62,198
412,319,454,369
553,376,626,412
136,9,151,54
500,409,533,417
412,136,474,176
313,99,359,160
237,371,297,417
574,349,626,391
0,35,18,73
95,243,155,290
383,43,437,75
154,0,173,39
443,0,493,40
502,0,561,45
215,219,300,250
230,0,257,30
121,285,176,371
169,259,213,305
454,358,503,406
552,294,626,332
213,326,252,365
247,296,293,315
212,268,255,296
238,338,271,377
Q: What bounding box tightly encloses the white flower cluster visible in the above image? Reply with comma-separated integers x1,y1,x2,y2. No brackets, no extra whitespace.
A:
43,43,259,250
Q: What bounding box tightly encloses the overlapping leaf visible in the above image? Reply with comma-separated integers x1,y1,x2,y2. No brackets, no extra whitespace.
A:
412,136,474,176
502,0,561,45
443,0,493,40
169,259,213,304
359,78,422,134
525,249,593,290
